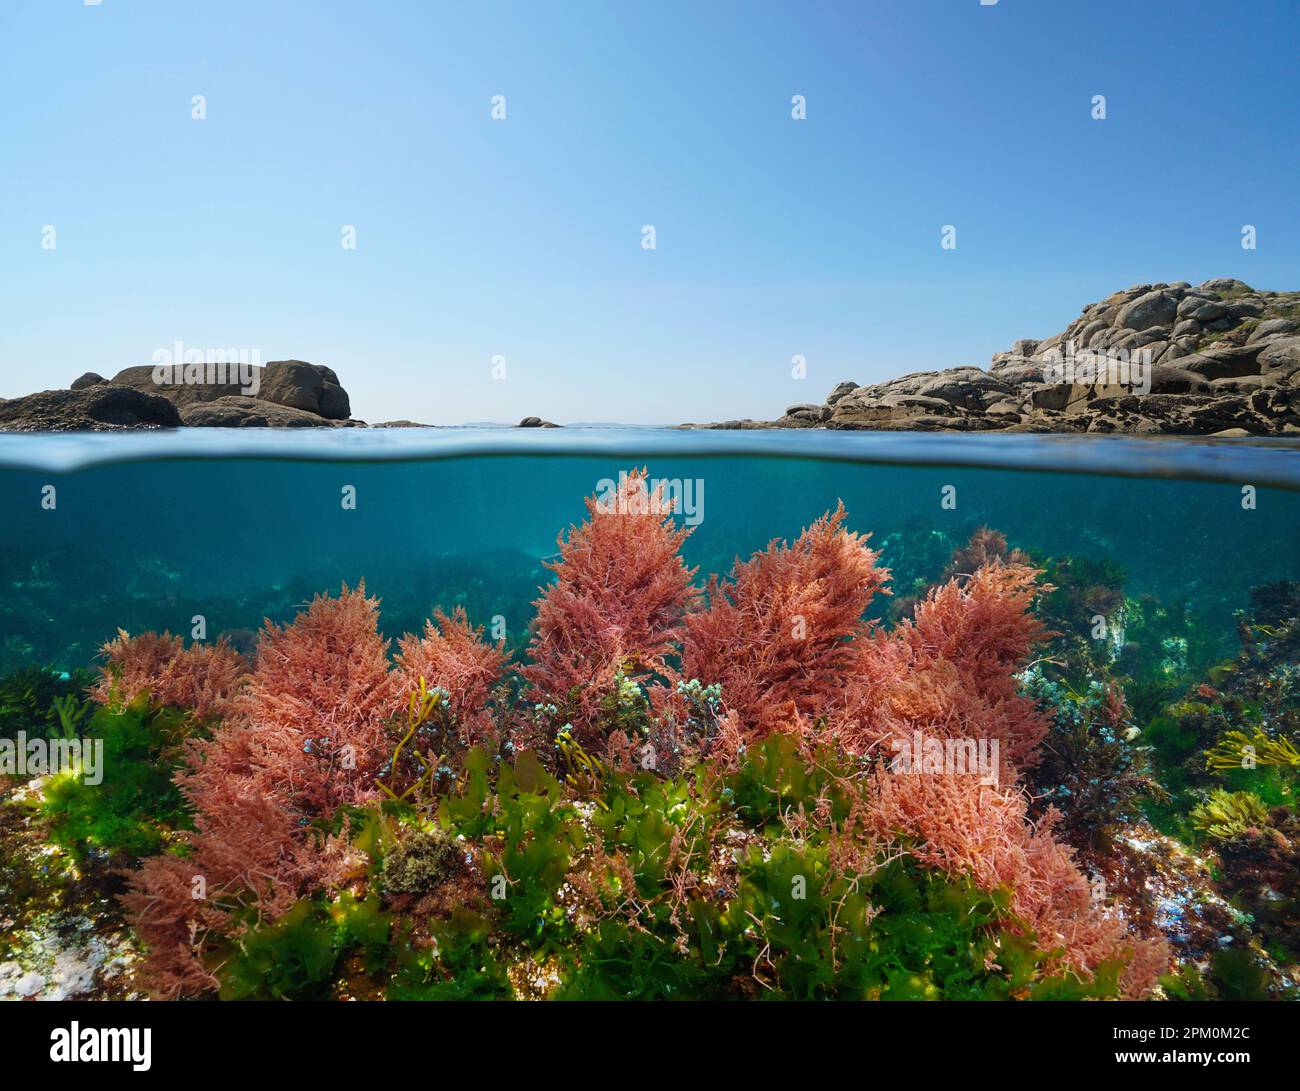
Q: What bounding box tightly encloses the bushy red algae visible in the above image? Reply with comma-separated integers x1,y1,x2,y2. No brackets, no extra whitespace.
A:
111,471,1168,999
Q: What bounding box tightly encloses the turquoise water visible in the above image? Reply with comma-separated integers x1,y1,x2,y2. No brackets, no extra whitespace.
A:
2,428,1298,675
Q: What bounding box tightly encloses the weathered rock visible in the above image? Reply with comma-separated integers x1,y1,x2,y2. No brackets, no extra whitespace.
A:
988,356,1043,385
1176,344,1263,380
782,404,833,424
14,971,45,998
517,416,560,428
1177,296,1225,322
180,396,342,427
914,369,1012,410
1200,277,1250,293
318,382,351,420
105,359,352,424
825,381,859,405
109,364,248,407
70,372,107,391
1029,383,1089,411
692,278,1300,436
829,392,964,426
1069,321,1104,347
0,386,182,431
260,360,351,420
677,418,776,430
1258,337,1300,384
1116,290,1178,332
1249,319,1299,343
1143,366,1216,394
1227,299,1266,319
1210,376,1267,395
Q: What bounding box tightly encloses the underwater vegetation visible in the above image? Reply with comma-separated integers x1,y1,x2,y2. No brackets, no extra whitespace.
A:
0,538,548,676
1,469,1296,1000
0,666,93,741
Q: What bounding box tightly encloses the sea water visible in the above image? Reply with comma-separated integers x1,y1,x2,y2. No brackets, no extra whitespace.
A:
2,428,1298,679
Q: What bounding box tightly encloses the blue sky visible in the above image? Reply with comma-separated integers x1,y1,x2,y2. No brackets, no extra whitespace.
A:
2,0,1297,424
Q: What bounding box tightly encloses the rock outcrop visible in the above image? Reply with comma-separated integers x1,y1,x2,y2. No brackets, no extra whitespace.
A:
0,386,182,432
1,360,355,430
106,360,351,426
179,396,355,428
688,279,1300,436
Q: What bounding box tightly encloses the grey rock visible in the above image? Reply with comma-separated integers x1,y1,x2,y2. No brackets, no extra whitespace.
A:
1177,344,1264,380
784,404,832,423
677,418,776,430
1028,384,1091,411
1177,296,1225,322
1211,376,1267,395
1145,366,1216,394
828,392,962,426
15,972,45,998
1075,319,1109,346
1116,290,1178,331
1142,341,1171,365
1227,299,1266,320
70,372,107,391
517,416,560,428
1199,277,1251,293
825,381,860,405
989,356,1043,385
914,370,1011,410
1248,318,1300,343
1258,337,1300,380
1133,326,1171,346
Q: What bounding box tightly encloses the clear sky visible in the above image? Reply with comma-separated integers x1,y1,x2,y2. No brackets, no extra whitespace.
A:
2,0,1297,424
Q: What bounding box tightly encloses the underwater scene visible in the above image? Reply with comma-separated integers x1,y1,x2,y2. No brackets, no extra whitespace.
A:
2,430,1298,1003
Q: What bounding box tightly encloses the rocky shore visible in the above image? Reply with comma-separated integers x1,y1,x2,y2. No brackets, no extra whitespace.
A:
687,279,1300,437
5,279,1299,435
0,360,355,431
0,358,566,432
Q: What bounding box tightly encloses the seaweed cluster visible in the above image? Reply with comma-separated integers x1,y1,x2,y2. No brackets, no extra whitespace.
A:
7,471,1299,1000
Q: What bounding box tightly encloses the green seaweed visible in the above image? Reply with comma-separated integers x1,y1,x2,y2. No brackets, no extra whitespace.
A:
36,691,194,863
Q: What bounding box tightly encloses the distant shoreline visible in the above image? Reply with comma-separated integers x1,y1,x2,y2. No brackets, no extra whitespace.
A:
3,279,1298,438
